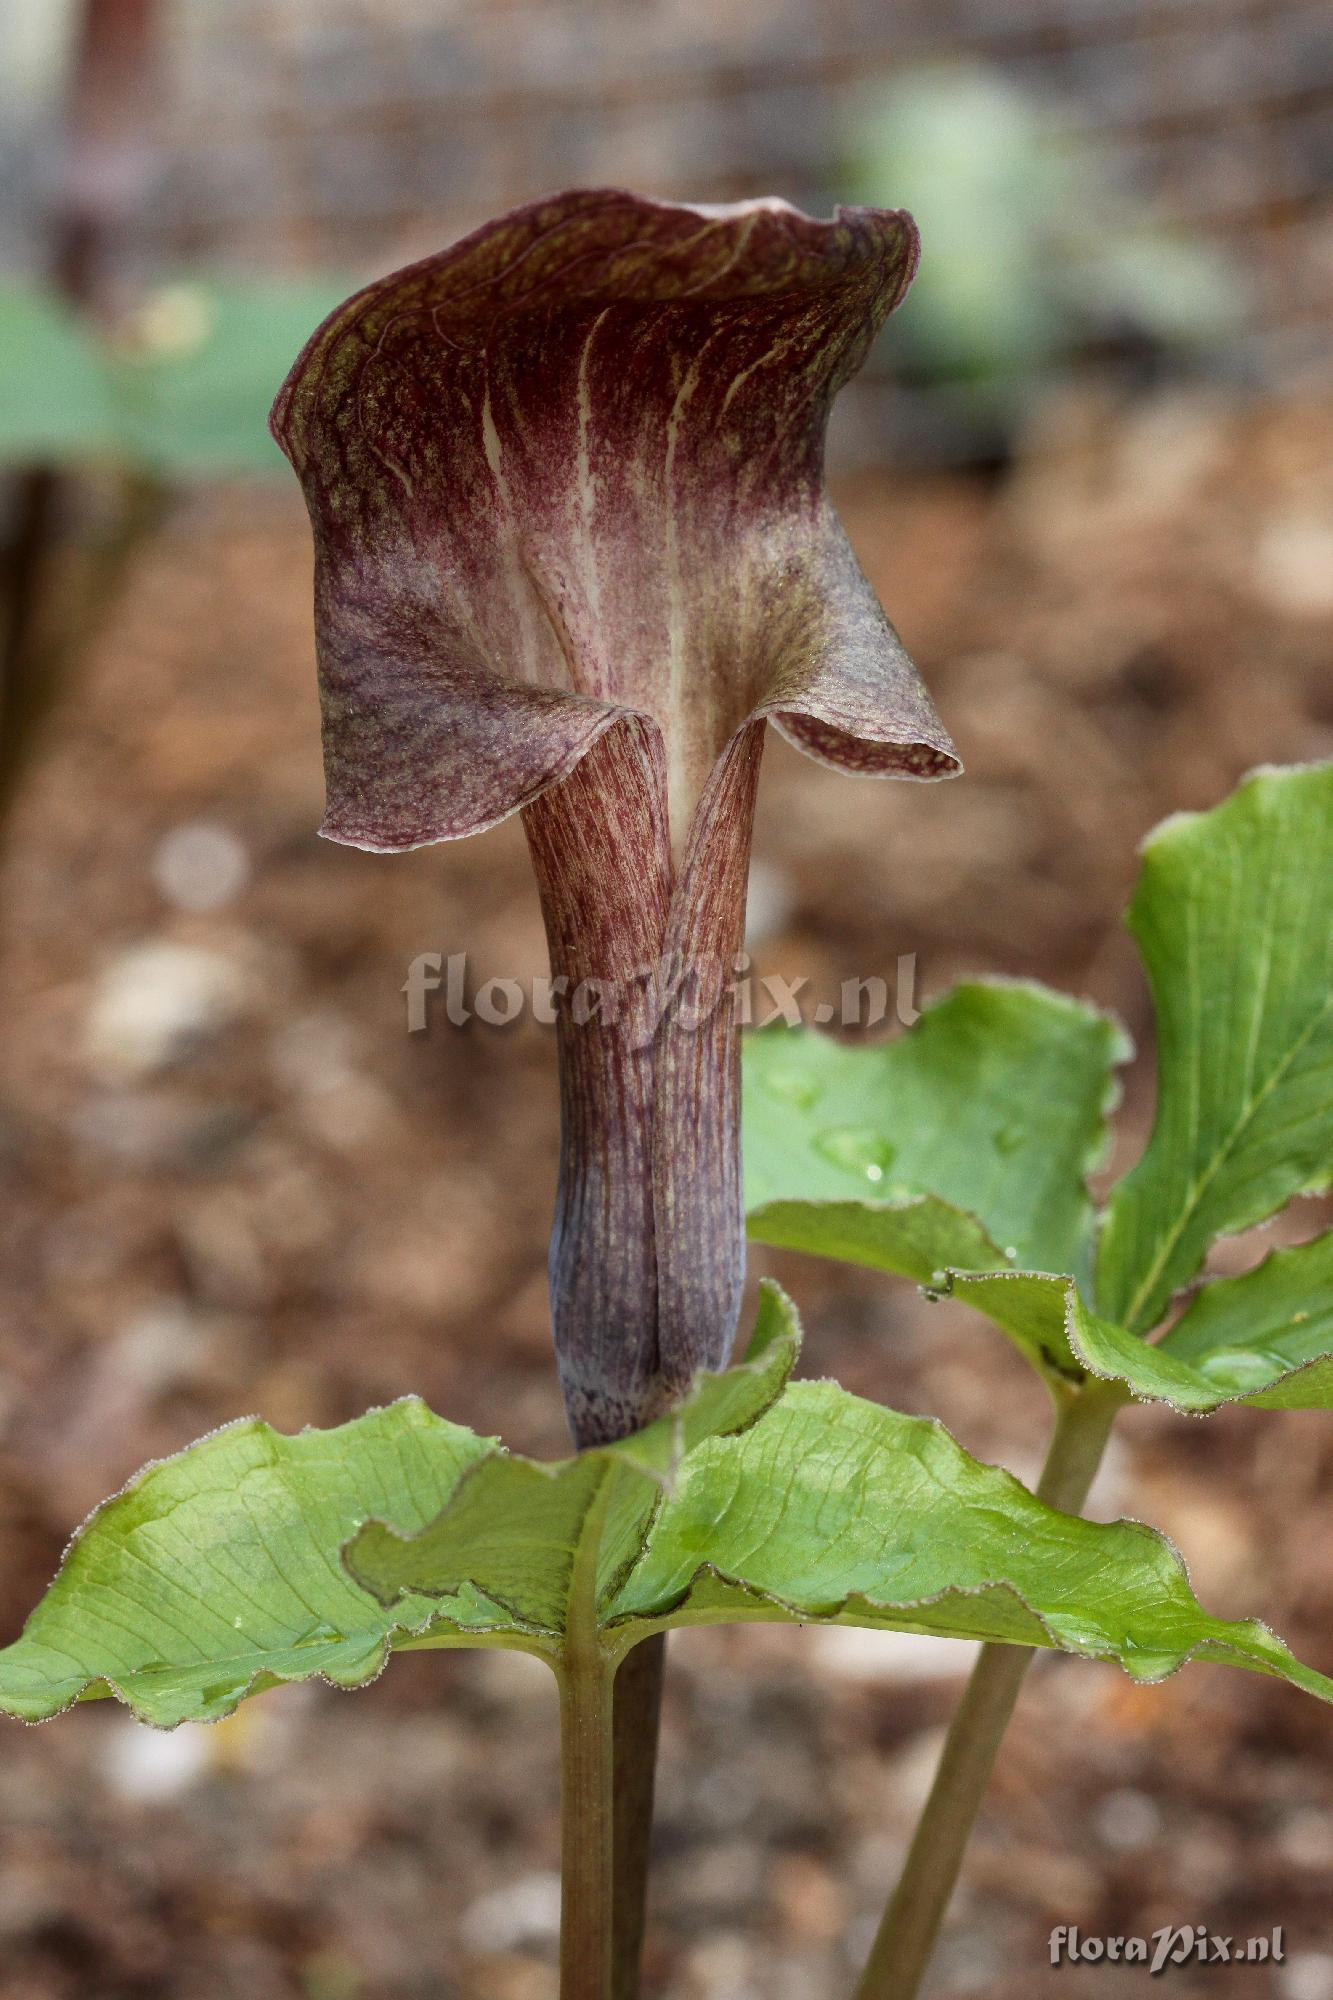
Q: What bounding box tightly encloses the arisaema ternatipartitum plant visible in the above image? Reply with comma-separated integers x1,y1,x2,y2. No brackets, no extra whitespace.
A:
2,190,1331,2000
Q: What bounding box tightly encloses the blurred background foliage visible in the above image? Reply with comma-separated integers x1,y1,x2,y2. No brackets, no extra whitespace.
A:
0,275,347,475
848,65,1244,455
0,5,1331,2000
0,0,1328,479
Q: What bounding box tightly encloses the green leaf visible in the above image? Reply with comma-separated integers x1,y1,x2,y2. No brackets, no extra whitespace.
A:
1076,1234,1333,1412
1165,1233,1333,1374
743,982,1127,1288
6,1287,1330,1730
1098,764,1333,1333
0,1401,501,1726
934,1268,1086,1381
0,1292,799,1728
0,284,122,465
745,1193,1011,1288
743,981,1125,1379
602,1381,1330,1704
969,1242,1333,1413
0,277,353,478
352,1291,1332,1707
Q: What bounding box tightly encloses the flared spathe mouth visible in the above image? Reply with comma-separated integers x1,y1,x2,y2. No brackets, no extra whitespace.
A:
272,187,959,1445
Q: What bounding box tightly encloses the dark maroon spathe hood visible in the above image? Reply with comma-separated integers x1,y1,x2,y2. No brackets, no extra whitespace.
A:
271,187,959,1445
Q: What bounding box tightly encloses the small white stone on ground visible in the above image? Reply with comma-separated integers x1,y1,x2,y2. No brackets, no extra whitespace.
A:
151,821,250,913
85,941,252,1080
1281,1954,1333,2000
805,1625,978,1683
1094,1787,1163,1851
101,1718,212,1802
459,1873,561,1956
109,1298,213,1395
1253,516,1333,617
681,1932,762,2000
883,1727,950,1815
1277,1806,1333,1868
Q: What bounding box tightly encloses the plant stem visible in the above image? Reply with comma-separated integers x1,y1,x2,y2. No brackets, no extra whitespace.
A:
611,1633,665,1999
559,1646,616,1999
559,1483,616,2000
852,1378,1127,2000
2,0,162,838
0,474,164,840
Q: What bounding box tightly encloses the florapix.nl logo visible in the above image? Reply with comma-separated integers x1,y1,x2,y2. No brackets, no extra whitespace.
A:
1049,1925,1285,1975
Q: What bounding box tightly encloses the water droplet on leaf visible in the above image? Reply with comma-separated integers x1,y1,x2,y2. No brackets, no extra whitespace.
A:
1195,1348,1282,1392
813,1127,895,1183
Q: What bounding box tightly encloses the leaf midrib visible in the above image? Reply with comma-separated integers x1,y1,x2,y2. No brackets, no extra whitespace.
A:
1116,985,1333,1331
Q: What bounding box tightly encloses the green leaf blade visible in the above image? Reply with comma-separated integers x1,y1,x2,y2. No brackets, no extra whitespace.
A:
0,1288,801,1729
940,1268,1085,1380
0,1401,509,1727
743,980,1128,1288
7,1285,1331,1731
746,1193,1011,1287
607,1379,1333,1702
1098,764,1333,1333
1074,1233,1333,1411
346,1452,606,1630
346,1291,1332,1709
1165,1232,1333,1370
0,278,353,477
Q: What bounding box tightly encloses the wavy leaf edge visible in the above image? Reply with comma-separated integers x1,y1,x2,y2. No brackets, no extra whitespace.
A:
0,1398,512,1730
987,1265,1333,1416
